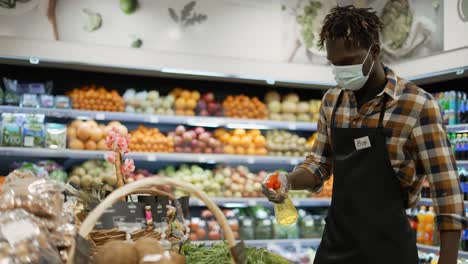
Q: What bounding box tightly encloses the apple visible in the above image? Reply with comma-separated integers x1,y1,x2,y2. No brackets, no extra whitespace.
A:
175,125,186,136
200,109,209,116
191,139,199,148
204,148,213,154
183,146,192,153
174,136,183,146
208,102,218,113
203,92,215,103
195,127,205,135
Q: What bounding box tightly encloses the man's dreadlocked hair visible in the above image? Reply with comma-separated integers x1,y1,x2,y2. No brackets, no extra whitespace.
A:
318,5,383,49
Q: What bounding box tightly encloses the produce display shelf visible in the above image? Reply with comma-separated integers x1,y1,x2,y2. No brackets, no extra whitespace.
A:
417,244,468,259
0,147,304,165
447,124,468,133
0,106,318,131
458,160,468,166
194,238,321,247
189,197,331,207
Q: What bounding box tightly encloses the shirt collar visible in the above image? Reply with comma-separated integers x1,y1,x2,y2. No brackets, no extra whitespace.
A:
377,65,398,100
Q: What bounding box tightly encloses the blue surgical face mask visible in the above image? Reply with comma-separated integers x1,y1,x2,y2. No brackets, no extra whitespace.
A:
331,45,375,91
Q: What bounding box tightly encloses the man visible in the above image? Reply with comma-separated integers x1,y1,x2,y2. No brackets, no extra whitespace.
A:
262,5,465,264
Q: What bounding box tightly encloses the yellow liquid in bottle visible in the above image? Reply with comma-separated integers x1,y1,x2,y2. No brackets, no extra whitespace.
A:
274,197,299,226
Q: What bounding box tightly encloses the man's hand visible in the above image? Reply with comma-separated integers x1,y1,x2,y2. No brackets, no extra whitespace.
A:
438,230,461,264
261,173,289,203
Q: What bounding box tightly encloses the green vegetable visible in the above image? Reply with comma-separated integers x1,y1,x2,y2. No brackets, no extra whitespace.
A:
120,0,137,15
181,241,290,264
296,1,322,49
381,0,413,50
45,123,67,149
131,38,142,48
82,8,102,32
168,1,207,29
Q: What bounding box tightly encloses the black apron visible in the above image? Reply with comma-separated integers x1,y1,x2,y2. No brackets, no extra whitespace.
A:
314,91,418,264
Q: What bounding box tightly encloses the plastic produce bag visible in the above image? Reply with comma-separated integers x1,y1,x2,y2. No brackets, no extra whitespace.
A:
0,209,62,264
0,177,64,219
45,123,67,149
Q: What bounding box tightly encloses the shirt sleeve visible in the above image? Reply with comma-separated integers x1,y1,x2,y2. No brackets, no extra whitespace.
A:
411,97,465,231
295,97,333,192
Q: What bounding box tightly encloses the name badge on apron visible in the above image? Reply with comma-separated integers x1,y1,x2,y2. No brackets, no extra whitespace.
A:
354,136,371,150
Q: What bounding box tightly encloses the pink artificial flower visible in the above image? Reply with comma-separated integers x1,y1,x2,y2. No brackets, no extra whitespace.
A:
121,158,135,175
106,134,116,148
111,126,119,134
105,152,116,164
116,136,128,154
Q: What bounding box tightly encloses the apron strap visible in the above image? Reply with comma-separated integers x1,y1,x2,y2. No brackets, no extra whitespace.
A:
330,90,344,128
377,94,388,129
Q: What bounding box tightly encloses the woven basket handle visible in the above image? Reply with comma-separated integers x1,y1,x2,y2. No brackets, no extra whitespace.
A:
78,176,237,262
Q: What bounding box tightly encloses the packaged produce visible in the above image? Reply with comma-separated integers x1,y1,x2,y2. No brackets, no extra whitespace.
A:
266,130,309,157
1,113,24,147
274,219,299,239
2,77,21,105
0,82,4,105
0,176,64,219
196,92,223,117
68,85,125,112
45,123,67,149
20,93,39,108
265,91,321,122
0,209,62,264
215,128,267,156
10,160,68,183
54,95,71,109
238,216,255,240
222,94,268,119
171,88,200,116
129,125,174,152
23,115,46,148
40,94,55,108
123,89,175,115
172,125,223,154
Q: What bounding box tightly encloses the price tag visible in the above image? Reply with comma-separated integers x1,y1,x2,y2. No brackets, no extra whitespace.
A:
290,159,299,165
147,154,157,162
247,199,257,206
149,116,159,123
293,200,300,207
288,122,297,130
95,113,106,120
24,136,34,147
198,156,207,163
247,157,255,164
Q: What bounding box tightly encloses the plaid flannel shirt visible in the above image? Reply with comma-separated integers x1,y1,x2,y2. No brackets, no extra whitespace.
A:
297,66,465,231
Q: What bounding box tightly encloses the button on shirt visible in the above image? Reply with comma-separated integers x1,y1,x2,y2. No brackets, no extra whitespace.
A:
297,66,465,231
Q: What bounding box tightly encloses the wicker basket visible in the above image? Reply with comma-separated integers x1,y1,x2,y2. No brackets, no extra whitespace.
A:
68,177,240,264
74,187,184,250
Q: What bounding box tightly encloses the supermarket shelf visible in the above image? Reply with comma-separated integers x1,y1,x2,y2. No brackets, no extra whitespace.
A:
194,238,321,247
189,197,331,208
419,198,468,207
459,160,468,166
447,124,468,133
418,244,468,259
0,147,304,165
0,106,318,131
